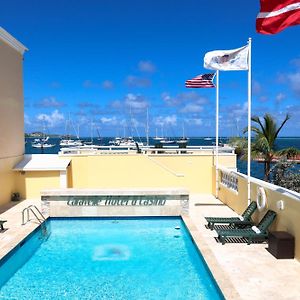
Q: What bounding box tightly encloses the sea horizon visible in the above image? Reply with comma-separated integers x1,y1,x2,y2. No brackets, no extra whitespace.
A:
25,136,300,181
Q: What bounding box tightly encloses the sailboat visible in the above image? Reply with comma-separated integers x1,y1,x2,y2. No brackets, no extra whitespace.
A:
82,120,100,147
204,120,213,141
110,109,144,148
31,126,55,149
153,128,164,142
153,125,175,145
60,116,83,147
176,123,189,145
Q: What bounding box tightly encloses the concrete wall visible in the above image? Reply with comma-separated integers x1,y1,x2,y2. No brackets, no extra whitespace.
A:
41,188,189,217
0,156,24,202
0,34,25,204
15,171,61,200
218,167,300,260
65,154,236,194
15,153,236,199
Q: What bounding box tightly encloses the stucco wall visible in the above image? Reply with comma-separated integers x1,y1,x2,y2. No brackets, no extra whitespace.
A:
0,40,24,158
0,37,25,204
218,168,300,260
15,171,61,200
14,153,236,199
65,154,236,194
0,156,23,203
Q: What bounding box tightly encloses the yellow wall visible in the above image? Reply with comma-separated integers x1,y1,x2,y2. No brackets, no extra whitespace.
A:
0,35,25,204
0,156,23,203
13,153,236,201
218,169,300,260
64,154,236,194
15,171,61,199
0,40,24,158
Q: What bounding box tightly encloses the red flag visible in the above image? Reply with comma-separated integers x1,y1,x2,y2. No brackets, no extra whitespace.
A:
256,0,300,34
185,73,215,88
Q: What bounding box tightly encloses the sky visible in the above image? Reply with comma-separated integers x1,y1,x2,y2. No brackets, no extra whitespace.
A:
1,0,300,137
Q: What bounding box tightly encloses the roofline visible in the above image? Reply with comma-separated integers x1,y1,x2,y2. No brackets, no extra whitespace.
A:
0,27,28,55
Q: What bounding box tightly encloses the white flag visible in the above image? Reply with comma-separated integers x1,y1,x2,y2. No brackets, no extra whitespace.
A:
204,45,249,71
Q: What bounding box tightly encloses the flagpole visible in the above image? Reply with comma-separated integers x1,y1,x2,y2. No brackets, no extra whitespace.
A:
215,70,219,199
247,37,252,205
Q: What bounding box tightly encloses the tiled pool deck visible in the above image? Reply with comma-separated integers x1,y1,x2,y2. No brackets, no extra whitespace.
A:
1,196,300,299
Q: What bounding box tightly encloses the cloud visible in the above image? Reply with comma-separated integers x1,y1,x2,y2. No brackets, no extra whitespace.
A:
258,96,268,103
36,110,64,128
76,114,92,126
285,104,300,118
83,80,101,88
100,116,119,125
79,101,99,108
124,93,148,111
110,100,123,110
35,97,64,108
290,58,300,69
24,114,31,125
277,70,300,97
180,103,204,113
275,92,286,104
162,91,208,107
161,92,178,106
225,102,248,119
252,80,262,95
161,91,208,114
153,115,177,127
125,75,151,88
130,117,144,128
287,72,300,96
276,72,288,84
138,61,156,73
185,118,203,126
102,80,114,89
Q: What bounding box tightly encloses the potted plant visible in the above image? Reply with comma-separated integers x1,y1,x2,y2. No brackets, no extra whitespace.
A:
11,192,20,202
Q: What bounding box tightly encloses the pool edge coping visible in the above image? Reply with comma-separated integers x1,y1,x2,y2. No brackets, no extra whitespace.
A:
0,204,240,300
182,215,241,300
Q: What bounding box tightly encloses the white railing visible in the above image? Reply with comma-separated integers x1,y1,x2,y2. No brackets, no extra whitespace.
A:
59,145,235,156
220,170,238,192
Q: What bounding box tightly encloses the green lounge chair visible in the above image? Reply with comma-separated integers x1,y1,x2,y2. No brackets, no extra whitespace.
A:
217,210,277,245
0,220,7,231
205,201,257,230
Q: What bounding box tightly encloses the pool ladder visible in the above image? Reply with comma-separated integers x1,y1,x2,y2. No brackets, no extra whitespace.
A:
22,205,46,226
22,205,49,238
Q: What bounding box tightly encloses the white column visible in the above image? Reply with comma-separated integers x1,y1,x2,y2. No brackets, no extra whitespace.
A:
215,70,219,199
60,170,67,188
247,37,252,205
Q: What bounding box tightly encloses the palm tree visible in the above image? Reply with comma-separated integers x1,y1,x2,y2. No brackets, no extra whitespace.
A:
245,113,292,182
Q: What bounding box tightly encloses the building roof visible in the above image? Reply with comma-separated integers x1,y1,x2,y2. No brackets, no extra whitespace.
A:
0,27,28,55
13,155,70,171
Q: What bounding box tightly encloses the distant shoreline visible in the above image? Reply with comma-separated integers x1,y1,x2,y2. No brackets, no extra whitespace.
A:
25,135,300,139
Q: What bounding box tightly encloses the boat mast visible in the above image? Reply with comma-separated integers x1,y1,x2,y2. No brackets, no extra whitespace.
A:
146,107,149,146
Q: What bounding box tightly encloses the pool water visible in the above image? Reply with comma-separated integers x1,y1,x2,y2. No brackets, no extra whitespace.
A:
0,218,224,299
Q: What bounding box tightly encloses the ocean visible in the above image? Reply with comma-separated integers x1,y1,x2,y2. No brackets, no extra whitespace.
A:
25,137,300,180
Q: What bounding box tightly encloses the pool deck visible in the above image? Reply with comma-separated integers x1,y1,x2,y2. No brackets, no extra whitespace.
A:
0,197,300,299
187,194,300,300
0,200,48,261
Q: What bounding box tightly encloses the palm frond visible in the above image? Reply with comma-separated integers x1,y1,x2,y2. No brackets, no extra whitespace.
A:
277,147,300,159
274,114,291,140
252,115,267,137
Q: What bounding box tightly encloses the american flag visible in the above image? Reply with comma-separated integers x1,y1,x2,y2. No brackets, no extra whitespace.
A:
185,73,215,88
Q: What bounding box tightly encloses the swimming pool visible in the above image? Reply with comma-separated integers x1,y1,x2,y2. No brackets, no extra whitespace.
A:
0,218,224,299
